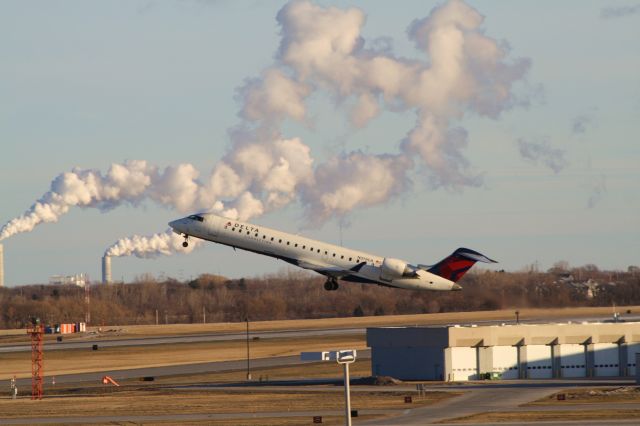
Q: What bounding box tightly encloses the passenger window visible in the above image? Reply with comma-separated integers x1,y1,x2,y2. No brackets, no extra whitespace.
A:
303,245,306,249
317,249,320,253
325,251,328,255
341,255,344,259
287,242,290,245
279,239,282,243
271,237,274,241
295,243,298,247
246,231,250,235
255,233,258,237
349,257,352,261
263,235,266,239
310,247,313,251
333,253,336,257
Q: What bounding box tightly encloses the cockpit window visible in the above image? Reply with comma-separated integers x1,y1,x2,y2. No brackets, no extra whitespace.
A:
187,215,204,222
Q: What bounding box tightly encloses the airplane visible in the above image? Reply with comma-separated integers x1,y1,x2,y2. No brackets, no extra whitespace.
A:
169,213,496,292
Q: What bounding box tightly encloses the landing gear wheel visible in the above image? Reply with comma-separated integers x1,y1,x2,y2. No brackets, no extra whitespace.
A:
324,278,339,291
182,235,189,248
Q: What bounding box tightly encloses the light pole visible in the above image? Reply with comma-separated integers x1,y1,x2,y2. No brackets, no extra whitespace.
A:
301,349,357,426
246,317,251,381
336,350,356,426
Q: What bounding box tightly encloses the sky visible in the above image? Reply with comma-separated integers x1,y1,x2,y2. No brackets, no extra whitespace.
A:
0,0,639,286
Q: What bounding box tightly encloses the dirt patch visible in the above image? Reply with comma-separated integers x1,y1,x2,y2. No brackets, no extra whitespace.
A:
440,409,640,423
528,386,640,405
351,376,402,386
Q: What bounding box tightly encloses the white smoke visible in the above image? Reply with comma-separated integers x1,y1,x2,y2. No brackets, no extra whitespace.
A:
0,136,313,242
517,137,567,173
601,4,640,19
262,0,530,214
105,230,202,258
3,0,533,259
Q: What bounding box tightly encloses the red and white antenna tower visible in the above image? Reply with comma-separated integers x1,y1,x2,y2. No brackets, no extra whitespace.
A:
27,318,44,400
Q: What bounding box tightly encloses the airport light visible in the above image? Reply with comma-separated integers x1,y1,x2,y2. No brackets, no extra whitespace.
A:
301,349,357,426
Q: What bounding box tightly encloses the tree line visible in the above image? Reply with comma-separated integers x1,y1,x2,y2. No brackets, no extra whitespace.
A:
0,264,639,329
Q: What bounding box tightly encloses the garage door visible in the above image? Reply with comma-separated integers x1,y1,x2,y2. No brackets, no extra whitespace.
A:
627,343,640,376
559,344,586,378
450,347,477,381
525,345,552,378
490,346,519,379
594,343,619,377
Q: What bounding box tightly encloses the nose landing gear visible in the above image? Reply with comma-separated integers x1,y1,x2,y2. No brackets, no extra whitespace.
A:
323,277,339,291
182,235,189,248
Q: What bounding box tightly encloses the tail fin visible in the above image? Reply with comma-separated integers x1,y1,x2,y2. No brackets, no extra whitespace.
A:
427,248,497,283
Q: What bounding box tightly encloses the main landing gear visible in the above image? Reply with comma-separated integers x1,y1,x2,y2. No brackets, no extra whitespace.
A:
323,277,339,291
182,235,189,248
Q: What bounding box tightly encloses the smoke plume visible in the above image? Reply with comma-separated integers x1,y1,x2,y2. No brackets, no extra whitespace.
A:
517,137,567,173
105,230,202,258
601,4,640,19
3,0,533,259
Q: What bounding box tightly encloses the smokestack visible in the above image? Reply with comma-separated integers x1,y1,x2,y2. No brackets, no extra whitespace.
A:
102,255,112,284
0,243,4,287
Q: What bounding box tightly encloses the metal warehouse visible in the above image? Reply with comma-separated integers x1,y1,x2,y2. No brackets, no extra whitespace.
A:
366,322,640,381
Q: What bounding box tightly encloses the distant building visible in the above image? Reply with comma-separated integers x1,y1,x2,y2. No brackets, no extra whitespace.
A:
49,273,88,287
367,322,640,381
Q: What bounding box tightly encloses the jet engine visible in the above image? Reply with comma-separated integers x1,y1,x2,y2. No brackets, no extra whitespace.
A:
380,257,417,281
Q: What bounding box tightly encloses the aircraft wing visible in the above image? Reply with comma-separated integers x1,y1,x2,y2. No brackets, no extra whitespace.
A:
296,259,367,279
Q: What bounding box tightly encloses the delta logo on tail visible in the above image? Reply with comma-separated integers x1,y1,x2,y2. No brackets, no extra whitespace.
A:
427,248,497,283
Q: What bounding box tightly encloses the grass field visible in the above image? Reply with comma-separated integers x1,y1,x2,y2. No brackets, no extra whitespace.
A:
0,386,458,422
2,306,638,424
2,305,636,379
0,334,367,379
2,305,636,342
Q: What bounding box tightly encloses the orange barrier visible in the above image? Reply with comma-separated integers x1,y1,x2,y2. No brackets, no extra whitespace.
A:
101,375,120,386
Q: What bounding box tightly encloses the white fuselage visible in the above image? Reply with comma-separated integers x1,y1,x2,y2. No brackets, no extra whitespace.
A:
169,213,457,291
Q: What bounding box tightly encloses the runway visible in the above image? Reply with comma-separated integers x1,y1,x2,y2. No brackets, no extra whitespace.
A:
0,327,365,353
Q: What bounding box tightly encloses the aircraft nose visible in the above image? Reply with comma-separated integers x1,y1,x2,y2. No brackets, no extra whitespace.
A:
168,219,184,232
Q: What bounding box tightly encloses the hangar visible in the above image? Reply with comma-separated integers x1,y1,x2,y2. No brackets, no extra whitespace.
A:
366,322,640,381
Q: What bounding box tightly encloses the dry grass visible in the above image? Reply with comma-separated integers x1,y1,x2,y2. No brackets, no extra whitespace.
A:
154,416,373,426
143,358,374,385
2,306,634,342
440,409,640,423
0,334,366,379
527,387,640,405
0,388,456,419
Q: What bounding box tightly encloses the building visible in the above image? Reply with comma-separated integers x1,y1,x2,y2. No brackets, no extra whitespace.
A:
49,273,88,287
367,322,640,381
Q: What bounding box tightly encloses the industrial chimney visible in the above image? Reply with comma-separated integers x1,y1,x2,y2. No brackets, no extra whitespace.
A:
101,255,112,284
0,243,4,287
